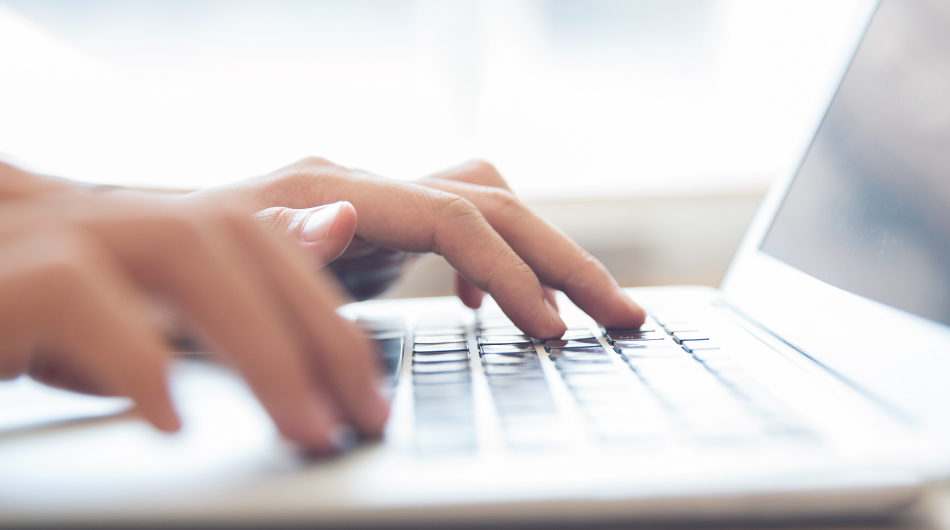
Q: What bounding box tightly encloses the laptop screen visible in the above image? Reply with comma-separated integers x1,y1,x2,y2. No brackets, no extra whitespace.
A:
760,0,950,327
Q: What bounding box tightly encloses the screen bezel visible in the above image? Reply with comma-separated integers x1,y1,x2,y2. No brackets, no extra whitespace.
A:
719,0,950,436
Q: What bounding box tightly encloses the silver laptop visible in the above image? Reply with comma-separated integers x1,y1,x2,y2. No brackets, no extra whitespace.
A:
3,0,950,526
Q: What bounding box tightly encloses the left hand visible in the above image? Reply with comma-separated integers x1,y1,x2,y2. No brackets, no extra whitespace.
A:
190,158,645,338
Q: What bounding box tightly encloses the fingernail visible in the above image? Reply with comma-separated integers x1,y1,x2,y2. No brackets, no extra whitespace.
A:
301,202,343,243
544,298,566,331
328,423,358,452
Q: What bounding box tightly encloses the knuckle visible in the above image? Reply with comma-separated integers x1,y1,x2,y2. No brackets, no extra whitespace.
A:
253,206,295,234
470,159,499,177
426,193,483,255
297,156,336,169
468,159,508,187
438,194,480,222
275,161,341,205
482,187,520,214
564,252,608,290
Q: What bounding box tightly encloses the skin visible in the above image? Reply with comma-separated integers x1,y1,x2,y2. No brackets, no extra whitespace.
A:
192,157,646,337
0,157,645,453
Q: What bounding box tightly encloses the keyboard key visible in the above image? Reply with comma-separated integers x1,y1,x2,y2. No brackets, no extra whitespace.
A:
672,331,709,343
561,370,623,383
414,334,466,344
548,346,608,357
680,340,721,352
484,363,543,375
412,351,469,363
413,342,468,353
551,352,612,363
412,360,469,373
482,353,538,364
414,396,474,416
603,323,659,334
606,331,665,343
413,383,472,398
494,399,557,417
477,334,530,345
371,337,404,382
618,348,688,360
413,371,471,385
613,339,677,351
558,329,596,340
554,361,616,374
625,355,698,368
543,338,601,351
481,343,536,355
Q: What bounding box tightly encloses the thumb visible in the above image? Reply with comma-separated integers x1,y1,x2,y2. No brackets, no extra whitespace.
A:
254,201,357,268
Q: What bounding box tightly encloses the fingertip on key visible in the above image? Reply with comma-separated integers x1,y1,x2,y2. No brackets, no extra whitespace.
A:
542,297,568,338
612,290,647,330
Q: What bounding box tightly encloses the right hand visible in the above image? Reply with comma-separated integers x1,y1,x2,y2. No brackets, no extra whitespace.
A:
0,187,389,453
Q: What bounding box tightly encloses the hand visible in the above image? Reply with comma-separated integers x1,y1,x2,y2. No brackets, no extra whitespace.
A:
0,187,389,453
192,158,646,338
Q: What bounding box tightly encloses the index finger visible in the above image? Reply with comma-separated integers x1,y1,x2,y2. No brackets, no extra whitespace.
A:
420,165,645,331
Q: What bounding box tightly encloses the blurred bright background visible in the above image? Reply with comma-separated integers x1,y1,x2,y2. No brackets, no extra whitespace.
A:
0,0,873,291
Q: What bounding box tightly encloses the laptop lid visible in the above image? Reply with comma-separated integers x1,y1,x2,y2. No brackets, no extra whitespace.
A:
721,0,950,440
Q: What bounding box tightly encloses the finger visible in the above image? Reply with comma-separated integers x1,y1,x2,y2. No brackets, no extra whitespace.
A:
27,343,115,396
0,230,179,432
418,177,645,330
253,201,357,268
266,159,566,338
425,159,513,190
455,273,485,309
90,209,344,451
223,214,390,438
543,286,559,311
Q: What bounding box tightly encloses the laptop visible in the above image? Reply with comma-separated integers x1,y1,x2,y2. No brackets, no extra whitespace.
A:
2,0,950,526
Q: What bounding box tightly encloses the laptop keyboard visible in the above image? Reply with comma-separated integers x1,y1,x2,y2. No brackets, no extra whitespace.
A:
362,308,814,453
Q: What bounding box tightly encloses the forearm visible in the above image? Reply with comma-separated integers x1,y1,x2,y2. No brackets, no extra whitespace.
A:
0,162,200,203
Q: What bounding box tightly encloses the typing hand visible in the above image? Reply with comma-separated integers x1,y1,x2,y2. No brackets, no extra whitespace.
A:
193,158,646,338
0,188,388,452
